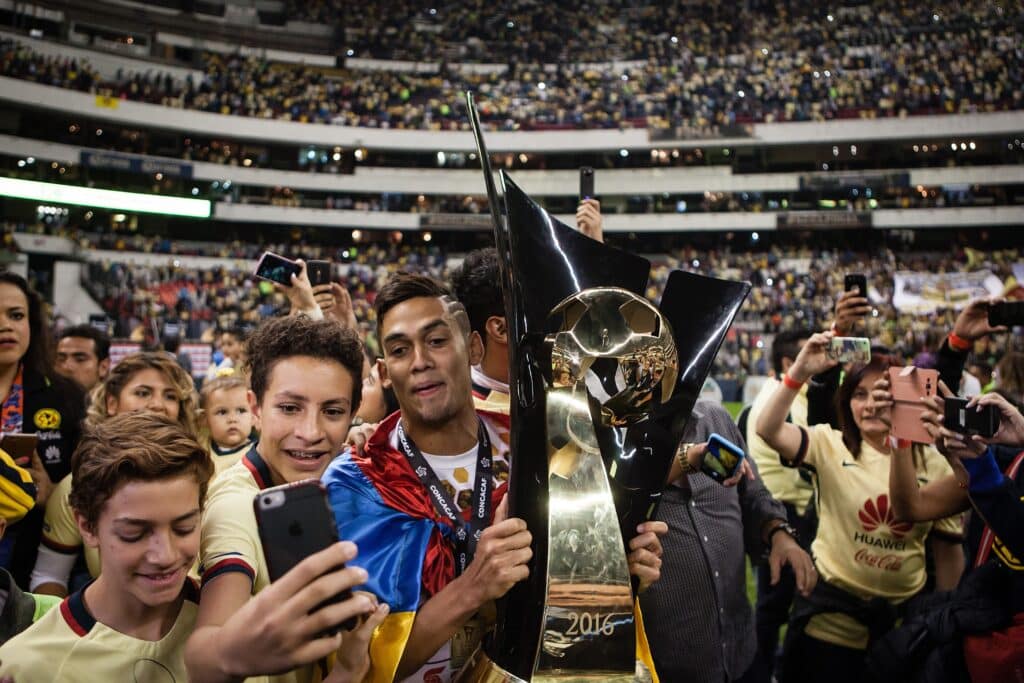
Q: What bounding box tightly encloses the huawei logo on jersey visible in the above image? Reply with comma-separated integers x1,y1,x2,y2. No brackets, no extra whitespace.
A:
858,494,912,538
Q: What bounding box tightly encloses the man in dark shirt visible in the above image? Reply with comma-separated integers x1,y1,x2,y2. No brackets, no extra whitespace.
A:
640,400,816,683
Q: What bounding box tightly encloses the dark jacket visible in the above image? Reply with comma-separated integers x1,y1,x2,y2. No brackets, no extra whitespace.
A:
641,400,787,683
864,562,1012,683
968,446,1024,567
936,337,968,397
806,365,841,428
0,567,53,645
864,447,1024,683
7,367,84,588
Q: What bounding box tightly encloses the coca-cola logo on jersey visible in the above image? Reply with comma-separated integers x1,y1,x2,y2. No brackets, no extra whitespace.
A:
854,548,903,571
853,494,912,572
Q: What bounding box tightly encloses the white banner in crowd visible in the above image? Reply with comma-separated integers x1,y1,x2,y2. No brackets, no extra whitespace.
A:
892,270,1004,314
109,342,212,379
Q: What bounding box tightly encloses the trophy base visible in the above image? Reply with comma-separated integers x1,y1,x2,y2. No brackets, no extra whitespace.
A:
456,649,527,683
457,648,648,683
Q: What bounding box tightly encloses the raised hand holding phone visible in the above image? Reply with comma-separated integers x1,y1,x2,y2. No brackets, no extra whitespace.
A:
254,252,302,286
702,433,748,483
255,480,359,632
1,433,38,467
278,260,321,316
833,274,870,335
887,366,939,444
966,392,1024,447
943,397,1000,439
826,337,871,364
988,300,1024,328
787,331,839,382
206,542,376,679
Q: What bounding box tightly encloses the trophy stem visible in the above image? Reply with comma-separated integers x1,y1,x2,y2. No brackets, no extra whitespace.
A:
533,383,637,678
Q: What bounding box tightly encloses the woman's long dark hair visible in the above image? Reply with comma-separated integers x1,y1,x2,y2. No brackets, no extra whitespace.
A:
836,354,893,458
0,271,53,378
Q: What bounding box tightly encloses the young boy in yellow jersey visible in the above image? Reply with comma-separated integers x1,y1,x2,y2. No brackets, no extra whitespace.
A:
30,352,201,597
0,412,212,680
186,314,387,683
200,374,256,479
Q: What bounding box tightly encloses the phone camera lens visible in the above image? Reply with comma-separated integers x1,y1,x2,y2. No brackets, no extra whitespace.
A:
263,497,272,506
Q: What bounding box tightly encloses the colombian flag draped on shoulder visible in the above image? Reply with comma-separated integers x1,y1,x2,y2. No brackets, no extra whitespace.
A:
321,410,509,683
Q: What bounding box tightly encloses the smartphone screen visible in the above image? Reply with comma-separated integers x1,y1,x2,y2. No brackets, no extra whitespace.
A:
579,166,595,201
254,480,357,630
703,433,745,482
827,337,871,364
254,252,301,286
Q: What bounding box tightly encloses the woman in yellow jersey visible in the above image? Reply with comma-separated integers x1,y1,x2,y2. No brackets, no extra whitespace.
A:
756,331,964,683
0,412,212,682
30,352,199,596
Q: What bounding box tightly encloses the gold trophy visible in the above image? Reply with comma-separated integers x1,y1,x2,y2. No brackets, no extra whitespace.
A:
461,93,750,682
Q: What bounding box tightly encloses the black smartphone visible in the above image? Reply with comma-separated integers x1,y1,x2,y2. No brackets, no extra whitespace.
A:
943,397,1001,439
579,166,595,201
988,301,1024,327
307,260,333,287
254,480,357,631
701,432,746,483
254,252,302,286
844,273,867,296
1,433,38,467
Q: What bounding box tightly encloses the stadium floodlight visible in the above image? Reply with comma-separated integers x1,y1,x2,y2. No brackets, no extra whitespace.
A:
0,177,211,218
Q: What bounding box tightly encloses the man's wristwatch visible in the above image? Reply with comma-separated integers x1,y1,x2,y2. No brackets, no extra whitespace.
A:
767,522,799,545
676,443,698,474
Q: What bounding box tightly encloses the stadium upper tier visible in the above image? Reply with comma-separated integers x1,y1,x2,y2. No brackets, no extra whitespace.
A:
2,0,1022,138
304,0,1024,67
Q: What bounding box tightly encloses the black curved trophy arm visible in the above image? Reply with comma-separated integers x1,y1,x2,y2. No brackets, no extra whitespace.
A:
590,271,751,548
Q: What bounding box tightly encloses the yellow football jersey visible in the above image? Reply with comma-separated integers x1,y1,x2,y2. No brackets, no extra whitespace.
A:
209,440,252,481
199,447,325,683
0,580,198,681
41,475,101,580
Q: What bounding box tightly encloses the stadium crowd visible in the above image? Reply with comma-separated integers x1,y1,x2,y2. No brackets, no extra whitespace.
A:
0,217,1021,681
0,3,1021,681
9,219,1019,393
2,0,1022,133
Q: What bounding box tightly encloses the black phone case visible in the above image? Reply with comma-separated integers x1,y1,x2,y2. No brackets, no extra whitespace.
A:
254,481,357,630
989,301,1024,328
943,397,1000,438
844,274,867,294
579,167,595,200
307,261,332,287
